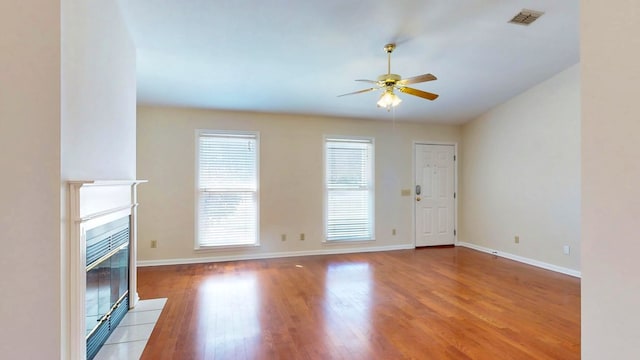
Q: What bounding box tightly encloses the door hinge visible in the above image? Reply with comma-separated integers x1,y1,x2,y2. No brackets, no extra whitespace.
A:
454,192,456,199
454,155,456,161
454,229,457,236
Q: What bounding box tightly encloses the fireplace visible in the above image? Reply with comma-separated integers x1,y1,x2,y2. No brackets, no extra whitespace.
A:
85,216,130,359
68,180,145,360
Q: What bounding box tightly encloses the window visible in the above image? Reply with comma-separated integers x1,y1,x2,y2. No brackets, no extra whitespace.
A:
325,137,374,241
196,131,259,248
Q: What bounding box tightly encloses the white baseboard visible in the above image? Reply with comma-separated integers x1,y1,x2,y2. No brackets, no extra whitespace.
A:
456,241,581,278
137,243,415,267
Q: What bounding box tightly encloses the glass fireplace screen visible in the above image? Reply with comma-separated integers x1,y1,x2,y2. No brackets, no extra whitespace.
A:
85,216,130,360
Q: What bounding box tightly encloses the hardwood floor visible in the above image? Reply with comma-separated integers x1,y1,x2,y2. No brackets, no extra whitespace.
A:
138,247,580,359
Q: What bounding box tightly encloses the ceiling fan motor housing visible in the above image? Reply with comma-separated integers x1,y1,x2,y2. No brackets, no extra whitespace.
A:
384,43,396,53
377,73,401,86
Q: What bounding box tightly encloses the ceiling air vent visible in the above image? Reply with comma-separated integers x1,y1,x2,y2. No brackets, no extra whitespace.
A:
509,9,544,25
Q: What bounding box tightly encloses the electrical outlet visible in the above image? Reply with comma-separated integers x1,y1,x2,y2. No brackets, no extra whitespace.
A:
563,245,571,255
392,228,397,236
514,235,519,244
300,233,305,241
150,240,157,248
281,234,287,241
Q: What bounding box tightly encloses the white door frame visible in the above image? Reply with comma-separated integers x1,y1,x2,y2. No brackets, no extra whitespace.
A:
412,141,458,247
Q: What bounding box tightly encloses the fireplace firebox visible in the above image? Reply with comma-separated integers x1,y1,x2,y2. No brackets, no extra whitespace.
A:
85,216,130,359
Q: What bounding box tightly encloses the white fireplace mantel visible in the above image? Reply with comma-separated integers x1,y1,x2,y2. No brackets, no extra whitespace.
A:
68,180,146,360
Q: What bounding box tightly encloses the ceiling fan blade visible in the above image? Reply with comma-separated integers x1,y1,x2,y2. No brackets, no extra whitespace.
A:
398,73,437,86
337,88,376,97
355,79,379,84
398,86,439,101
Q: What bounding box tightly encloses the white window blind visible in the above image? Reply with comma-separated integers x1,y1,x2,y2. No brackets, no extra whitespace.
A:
197,131,258,247
325,137,374,241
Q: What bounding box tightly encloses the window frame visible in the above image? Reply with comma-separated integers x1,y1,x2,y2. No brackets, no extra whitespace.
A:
323,135,375,242
194,129,260,250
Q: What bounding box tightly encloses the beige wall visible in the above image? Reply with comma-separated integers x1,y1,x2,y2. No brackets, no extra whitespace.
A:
137,106,460,263
460,64,581,272
581,1,640,358
0,0,61,358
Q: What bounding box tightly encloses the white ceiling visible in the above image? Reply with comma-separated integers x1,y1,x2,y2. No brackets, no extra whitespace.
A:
120,0,579,124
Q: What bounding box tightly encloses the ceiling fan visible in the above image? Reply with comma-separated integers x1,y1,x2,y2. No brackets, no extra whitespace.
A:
338,43,439,111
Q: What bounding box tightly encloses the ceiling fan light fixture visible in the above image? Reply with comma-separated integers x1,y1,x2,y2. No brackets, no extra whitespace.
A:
377,90,402,110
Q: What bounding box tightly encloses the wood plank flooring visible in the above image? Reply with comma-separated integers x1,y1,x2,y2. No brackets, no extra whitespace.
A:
137,247,580,359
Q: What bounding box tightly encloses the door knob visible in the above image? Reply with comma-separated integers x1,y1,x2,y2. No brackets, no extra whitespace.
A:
416,196,421,201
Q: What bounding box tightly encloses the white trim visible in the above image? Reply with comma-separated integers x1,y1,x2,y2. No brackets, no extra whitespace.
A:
195,242,261,252
77,204,137,222
68,180,147,187
321,239,376,245
412,141,458,247
138,244,414,267
456,241,581,278
129,182,144,310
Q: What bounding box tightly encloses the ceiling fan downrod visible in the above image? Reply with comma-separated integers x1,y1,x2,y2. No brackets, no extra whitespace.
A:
384,43,395,75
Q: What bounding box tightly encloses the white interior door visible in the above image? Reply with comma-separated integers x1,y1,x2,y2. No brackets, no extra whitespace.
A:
414,144,455,246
